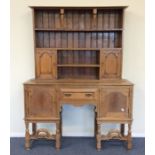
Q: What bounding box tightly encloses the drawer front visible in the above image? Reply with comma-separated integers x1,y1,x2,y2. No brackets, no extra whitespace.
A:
60,88,98,102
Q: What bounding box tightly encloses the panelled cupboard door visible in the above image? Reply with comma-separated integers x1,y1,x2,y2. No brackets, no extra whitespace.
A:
36,49,57,79
24,85,57,118
100,49,121,79
100,86,130,119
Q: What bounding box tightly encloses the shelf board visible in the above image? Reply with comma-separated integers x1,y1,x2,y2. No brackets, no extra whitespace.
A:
35,28,123,32
57,64,100,67
58,76,99,80
30,6,128,9
36,48,122,51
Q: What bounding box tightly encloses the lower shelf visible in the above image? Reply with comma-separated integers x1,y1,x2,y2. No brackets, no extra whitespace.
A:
30,128,56,140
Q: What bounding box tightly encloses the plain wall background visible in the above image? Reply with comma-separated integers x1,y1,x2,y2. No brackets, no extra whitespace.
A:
11,0,145,137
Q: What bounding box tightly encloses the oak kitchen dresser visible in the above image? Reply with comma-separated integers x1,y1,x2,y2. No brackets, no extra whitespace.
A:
24,6,134,151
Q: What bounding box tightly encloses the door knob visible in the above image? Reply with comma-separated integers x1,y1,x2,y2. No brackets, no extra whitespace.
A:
121,108,125,112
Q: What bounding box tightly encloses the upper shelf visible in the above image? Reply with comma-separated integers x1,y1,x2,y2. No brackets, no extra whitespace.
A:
35,28,123,32
36,48,122,50
30,6,128,10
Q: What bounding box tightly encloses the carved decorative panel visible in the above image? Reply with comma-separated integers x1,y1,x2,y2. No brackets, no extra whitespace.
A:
36,49,57,79
100,49,121,79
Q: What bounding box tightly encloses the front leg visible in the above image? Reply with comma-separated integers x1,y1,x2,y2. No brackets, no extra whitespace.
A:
127,123,132,149
56,121,61,150
94,107,97,137
25,121,30,150
96,123,102,151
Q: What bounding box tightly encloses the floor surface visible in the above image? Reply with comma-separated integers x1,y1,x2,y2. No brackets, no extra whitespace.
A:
10,137,145,155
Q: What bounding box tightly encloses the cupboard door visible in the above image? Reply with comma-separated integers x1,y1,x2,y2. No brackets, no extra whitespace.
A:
100,86,130,119
100,49,122,79
25,85,57,118
36,49,57,79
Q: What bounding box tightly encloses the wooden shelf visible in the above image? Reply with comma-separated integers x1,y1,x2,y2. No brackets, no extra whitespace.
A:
57,48,100,51
35,28,123,32
30,6,128,9
36,48,122,51
57,76,98,80
57,64,100,67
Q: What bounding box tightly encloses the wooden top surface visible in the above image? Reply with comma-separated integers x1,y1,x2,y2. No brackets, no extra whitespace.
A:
24,79,133,86
29,6,128,10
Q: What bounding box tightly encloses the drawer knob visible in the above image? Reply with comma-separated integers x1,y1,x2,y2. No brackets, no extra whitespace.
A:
64,93,72,97
85,93,92,97
121,108,125,112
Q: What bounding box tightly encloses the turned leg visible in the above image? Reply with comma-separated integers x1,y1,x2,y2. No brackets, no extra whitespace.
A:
127,123,132,149
94,108,97,137
120,124,125,136
94,112,97,137
60,111,62,137
56,121,61,150
32,123,37,136
96,123,102,151
25,121,30,150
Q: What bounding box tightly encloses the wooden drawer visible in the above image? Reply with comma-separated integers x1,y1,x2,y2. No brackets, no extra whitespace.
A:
60,88,98,102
